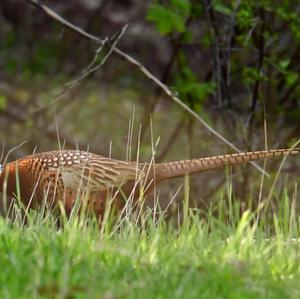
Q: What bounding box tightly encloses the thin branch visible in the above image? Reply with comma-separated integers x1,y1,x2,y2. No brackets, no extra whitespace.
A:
66,25,128,88
27,0,105,44
204,0,223,105
250,7,265,119
31,25,127,115
65,37,109,88
26,0,268,175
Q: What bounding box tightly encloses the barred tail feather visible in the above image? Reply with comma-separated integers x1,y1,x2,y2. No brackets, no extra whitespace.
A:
155,148,300,180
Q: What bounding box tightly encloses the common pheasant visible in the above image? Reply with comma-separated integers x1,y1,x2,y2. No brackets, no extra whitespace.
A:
0,148,299,217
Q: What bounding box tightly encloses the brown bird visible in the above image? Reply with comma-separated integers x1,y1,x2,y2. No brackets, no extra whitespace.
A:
0,148,299,218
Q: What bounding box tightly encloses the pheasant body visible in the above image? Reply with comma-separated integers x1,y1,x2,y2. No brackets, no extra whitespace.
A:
0,148,299,217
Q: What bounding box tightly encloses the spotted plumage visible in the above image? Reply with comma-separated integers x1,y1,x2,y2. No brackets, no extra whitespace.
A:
0,148,299,217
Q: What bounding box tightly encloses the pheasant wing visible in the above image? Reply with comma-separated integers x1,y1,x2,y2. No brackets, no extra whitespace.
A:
56,153,141,192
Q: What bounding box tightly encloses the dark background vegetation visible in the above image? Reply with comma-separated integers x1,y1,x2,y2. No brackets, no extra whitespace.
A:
1,0,300,208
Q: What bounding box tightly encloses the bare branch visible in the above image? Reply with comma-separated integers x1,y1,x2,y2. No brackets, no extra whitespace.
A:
31,25,128,114
27,0,105,44
66,25,128,88
65,38,109,88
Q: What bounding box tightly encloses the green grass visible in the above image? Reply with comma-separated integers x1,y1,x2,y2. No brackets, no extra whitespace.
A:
0,192,300,299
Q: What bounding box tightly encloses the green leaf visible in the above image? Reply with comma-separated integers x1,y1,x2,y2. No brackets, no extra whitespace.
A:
170,0,191,16
236,8,254,29
286,72,298,86
278,59,290,70
0,95,7,111
175,68,215,104
147,4,186,35
183,82,216,100
243,67,262,84
213,2,232,16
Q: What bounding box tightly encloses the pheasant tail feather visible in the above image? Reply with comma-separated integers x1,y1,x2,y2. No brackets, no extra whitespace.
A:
155,148,300,180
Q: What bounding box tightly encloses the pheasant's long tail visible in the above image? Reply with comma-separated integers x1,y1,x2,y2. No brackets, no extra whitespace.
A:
154,148,300,180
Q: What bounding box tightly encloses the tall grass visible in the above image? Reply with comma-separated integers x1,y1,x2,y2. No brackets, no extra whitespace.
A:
0,184,299,299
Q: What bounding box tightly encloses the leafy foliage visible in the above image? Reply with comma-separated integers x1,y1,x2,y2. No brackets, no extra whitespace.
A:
147,1,215,112
175,67,215,109
147,0,190,35
146,0,300,141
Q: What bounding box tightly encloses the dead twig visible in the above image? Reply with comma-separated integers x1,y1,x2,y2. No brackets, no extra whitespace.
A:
66,25,128,88
30,24,127,115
